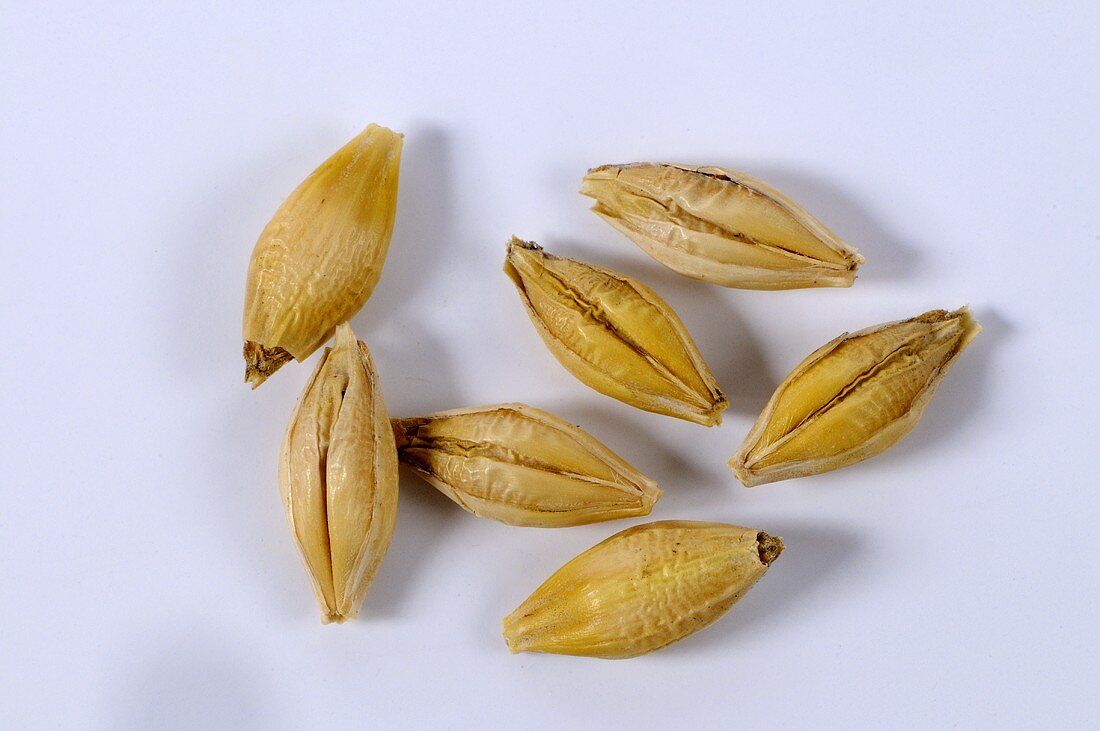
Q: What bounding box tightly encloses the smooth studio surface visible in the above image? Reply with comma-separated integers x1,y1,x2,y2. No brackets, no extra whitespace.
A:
2,2,1097,728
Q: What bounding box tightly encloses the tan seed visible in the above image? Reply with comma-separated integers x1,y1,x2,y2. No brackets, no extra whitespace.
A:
503,520,783,659
731,307,981,486
504,237,727,426
279,323,398,623
393,403,661,527
243,124,402,387
581,163,863,289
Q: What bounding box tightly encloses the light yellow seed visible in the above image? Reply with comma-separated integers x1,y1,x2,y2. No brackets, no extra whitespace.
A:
581,163,863,290
279,323,398,623
243,124,403,387
504,237,728,426
392,403,661,527
731,307,981,486
502,520,783,659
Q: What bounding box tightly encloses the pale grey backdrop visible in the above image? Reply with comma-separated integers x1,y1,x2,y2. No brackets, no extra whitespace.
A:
2,2,1097,728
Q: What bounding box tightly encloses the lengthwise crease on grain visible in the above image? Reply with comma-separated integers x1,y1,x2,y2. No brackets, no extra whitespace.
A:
730,307,981,486
580,163,863,289
243,124,403,387
392,403,661,527
502,520,783,658
504,238,727,426
280,323,399,622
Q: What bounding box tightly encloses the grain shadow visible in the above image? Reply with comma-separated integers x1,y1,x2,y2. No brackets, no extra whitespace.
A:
661,521,861,659
358,323,465,619
548,397,714,493
365,468,463,620
733,164,922,283
539,236,778,418
876,305,1010,464
562,160,920,284
357,123,454,333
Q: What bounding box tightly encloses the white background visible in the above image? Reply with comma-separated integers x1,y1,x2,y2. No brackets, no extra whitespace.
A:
3,2,1098,728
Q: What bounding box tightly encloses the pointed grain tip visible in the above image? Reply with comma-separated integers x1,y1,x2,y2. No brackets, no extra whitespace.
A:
243,341,293,388
644,483,664,508
756,531,784,566
502,622,529,655
954,306,983,340
728,456,761,488
507,235,541,253
390,417,421,450
704,395,729,427
333,322,357,349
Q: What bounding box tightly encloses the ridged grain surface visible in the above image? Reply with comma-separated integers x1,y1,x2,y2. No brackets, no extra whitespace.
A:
279,323,399,623
581,163,863,289
503,521,783,658
243,124,402,387
392,403,661,527
731,307,981,486
504,238,727,425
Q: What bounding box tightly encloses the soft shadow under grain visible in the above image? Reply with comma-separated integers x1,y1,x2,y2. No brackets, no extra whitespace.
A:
867,305,1010,466
357,123,455,334
548,397,714,492
710,163,923,283
660,522,861,659
365,468,461,620
540,237,778,418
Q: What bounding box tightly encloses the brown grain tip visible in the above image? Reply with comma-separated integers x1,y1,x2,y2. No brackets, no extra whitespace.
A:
243,341,293,389
506,235,542,253
390,417,425,450
756,531,784,566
